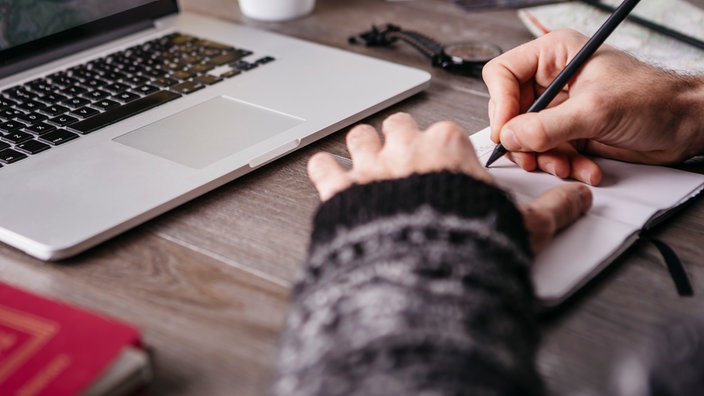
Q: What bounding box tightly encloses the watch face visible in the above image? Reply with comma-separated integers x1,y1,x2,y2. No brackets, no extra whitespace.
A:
443,41,502,63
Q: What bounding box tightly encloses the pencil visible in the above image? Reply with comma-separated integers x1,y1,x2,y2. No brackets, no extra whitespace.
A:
582,0,704,51
484,0,642,167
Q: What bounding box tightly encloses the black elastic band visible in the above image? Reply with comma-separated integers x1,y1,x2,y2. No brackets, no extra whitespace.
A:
641,235,693,296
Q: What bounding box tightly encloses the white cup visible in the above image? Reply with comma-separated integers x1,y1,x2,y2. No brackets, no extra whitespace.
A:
238,0,316,21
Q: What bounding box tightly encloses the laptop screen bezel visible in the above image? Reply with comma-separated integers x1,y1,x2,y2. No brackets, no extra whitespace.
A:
0,0,179,78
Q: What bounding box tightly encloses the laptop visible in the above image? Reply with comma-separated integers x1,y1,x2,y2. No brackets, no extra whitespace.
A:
0,1,430,260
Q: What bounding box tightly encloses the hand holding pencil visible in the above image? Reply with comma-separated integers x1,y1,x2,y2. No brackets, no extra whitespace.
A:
481,28,704,184
484,0,642,170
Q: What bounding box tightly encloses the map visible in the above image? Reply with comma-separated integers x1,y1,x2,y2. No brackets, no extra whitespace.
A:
517,0,704,73
0,0,153,50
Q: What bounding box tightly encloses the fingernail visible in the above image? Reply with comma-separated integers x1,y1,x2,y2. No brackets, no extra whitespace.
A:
579,169,593,185
544,162,556,176
501,129,520,150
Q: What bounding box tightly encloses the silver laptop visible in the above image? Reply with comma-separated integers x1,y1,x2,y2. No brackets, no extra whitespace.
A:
0,1,430,260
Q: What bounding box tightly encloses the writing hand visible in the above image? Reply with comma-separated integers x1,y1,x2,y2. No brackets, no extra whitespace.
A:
483,29,704,185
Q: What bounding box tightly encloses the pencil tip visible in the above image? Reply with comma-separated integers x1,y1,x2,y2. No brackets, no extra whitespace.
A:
485,144,507,168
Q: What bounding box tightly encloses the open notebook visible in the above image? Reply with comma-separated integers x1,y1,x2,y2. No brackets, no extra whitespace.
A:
471,128,704,306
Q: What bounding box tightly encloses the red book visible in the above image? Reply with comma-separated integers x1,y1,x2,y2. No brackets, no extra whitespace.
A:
0,281,151,396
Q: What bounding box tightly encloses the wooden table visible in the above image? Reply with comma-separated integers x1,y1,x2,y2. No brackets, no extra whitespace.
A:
3,0,704,395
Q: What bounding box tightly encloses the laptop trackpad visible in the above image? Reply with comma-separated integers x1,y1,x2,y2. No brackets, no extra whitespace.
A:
114,96,304,168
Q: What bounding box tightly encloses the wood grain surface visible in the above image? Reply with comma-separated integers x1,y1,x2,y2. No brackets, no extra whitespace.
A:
2,0,703,395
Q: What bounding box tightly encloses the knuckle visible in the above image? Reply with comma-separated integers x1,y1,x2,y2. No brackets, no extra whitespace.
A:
427,121,466,143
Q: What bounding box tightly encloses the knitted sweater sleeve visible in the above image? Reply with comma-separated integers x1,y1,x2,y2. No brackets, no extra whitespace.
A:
271,171,545,396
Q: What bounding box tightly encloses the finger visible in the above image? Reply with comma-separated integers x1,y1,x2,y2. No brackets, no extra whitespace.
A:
381,112,420,146
307,152,353,201
506,151,538,172
483,59,525,141
536,182,592,228
422,121,493,182
535,143,603,185
521,183,592,252
536,149,572,179
568,153,602,186
347,124,382,165
423,121,474,160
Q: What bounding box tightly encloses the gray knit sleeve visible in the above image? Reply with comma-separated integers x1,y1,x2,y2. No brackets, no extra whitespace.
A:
271,171,544,396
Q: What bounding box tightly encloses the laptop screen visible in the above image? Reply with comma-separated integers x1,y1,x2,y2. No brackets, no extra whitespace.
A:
0,1,161,51
0,0,178,77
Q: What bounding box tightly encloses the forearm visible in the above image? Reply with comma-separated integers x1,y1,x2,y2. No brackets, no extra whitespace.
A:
272,172,544,396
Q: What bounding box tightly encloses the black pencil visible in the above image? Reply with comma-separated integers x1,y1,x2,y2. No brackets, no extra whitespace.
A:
582,0,704,51
484,0,642,167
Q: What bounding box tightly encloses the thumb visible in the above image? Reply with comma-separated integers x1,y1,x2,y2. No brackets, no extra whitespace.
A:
520,183,592,253
501,99,599,153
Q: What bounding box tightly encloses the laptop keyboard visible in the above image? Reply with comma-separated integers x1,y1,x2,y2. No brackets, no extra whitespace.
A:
0,32,275,168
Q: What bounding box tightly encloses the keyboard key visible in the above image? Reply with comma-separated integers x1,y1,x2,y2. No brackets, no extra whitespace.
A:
207,52,242,66
39,129,79,145
0,97,19,109
112,91,141,103
105,82,131,93
71,106,100,119
169,70,194,80
26,80,55,94
196,39,233,51
230,60,257,71
170,81,204,95
0,121,27,133
16,139,51,155
142,68,168,78
1,108,24,120
81,78,108,89
99,70,129,82
0,148,28,164
134,84,159,95
39,104,70,117
41,92,69,105
47,114,79,127
255,56,275,64
61,86,88,96
189,64,214,74
82,89,111,101
69,90,181,134
194,74,222,85
51,75,80,87
24,122,56,135
92,99,120,111
15,112,47,124
62,96,91,109
181,55,205,64
122,75,149,86
0,141,10,150
15,100,45,112
220,69,242,78
4,87,33,102
152,77,178,87
2,131,34,144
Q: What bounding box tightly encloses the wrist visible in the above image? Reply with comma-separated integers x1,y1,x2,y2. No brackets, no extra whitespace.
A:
311,171,530,253
675,74,704,158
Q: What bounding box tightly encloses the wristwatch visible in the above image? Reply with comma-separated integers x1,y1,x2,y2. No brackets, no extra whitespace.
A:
349,24,502,78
